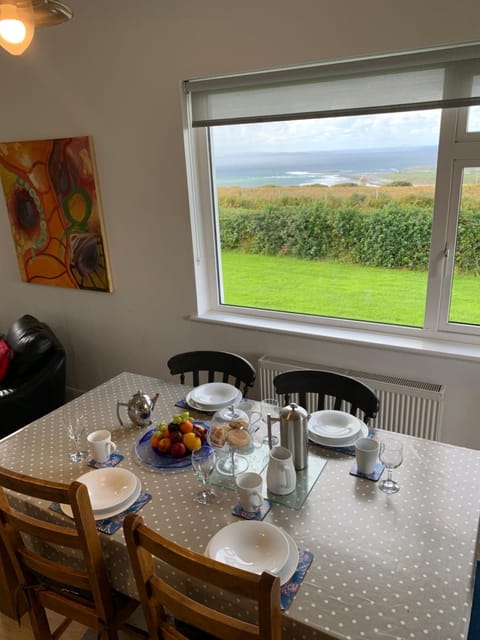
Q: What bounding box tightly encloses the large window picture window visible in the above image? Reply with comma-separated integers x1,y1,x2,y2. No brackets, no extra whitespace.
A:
211,112,440,327
184,44,480,342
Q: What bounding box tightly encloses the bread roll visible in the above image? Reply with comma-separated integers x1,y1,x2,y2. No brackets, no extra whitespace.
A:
226,427,251,449
210,424,228,447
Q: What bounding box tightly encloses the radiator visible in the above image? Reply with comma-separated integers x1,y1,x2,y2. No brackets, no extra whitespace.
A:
258,355,445,440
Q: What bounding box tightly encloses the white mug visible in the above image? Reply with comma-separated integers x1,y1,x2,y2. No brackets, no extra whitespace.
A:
236,471,263,513
266,445,296,495
87,429,117,463
355,437,379,475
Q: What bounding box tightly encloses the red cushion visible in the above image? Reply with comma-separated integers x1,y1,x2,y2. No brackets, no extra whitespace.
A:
0,339,13,384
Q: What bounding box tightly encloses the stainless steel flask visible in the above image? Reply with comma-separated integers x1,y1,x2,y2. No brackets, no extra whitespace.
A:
279,402,309,471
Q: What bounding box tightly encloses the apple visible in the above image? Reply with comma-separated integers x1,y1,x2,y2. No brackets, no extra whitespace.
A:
170,431,183,444
170,442,187,457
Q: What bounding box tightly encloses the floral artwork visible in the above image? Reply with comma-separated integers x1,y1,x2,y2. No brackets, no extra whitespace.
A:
0,136,112,291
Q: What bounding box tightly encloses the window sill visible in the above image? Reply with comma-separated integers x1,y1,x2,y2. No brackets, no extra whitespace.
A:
189,309,480,362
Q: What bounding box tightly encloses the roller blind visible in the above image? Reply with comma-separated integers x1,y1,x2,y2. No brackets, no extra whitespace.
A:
185,43,480,127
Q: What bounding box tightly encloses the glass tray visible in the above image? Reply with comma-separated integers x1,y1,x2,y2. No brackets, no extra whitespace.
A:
262,454,328,510
209,442,270,490
209,444,328,510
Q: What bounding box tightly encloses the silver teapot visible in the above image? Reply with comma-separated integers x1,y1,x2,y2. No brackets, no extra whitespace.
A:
116,390,159,428
279,402,309,471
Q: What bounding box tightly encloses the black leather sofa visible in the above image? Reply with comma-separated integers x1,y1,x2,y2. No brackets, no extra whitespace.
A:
0,315,66,438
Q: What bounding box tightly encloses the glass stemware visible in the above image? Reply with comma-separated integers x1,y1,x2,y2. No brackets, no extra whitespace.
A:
66,416,88,462
191,445,217,504
378,438,403,494
261,398,280,447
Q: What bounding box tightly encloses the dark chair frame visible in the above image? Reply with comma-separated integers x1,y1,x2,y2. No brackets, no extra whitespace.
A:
167,350,256,398
273,369,380,424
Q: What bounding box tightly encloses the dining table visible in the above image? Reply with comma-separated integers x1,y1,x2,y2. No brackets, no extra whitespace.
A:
0,370,479,640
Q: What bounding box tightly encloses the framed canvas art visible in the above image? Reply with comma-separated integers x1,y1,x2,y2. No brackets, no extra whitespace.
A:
0,136,112,291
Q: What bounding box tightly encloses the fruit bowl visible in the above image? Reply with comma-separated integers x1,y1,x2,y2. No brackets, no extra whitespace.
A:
151,412,208,458
135,421,209,470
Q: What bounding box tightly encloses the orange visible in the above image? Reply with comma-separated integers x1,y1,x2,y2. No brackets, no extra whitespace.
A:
158,438,172,453
179,420,194,434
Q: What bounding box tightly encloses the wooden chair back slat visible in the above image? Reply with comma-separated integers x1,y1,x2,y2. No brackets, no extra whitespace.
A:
150,575,259,640
4,511,81,548
124,513,282,640
17,548,91,592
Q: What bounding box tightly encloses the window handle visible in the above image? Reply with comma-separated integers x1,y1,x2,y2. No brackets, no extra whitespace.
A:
443,243,450,258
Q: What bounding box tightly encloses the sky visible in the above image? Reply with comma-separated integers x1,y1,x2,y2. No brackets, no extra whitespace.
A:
212,110,443,156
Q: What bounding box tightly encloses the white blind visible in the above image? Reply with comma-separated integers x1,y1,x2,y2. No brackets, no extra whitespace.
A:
185,43,480,127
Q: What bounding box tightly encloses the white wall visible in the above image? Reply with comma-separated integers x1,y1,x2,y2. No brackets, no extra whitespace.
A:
0,0,479,448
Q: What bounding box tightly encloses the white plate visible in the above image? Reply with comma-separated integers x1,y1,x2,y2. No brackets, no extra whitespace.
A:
205,521,290,576
277,529,300,585
308,410,362,444
190,383,240,408
186,388,242,412
308,419,368,448
72,467,139,512
60,477,142,520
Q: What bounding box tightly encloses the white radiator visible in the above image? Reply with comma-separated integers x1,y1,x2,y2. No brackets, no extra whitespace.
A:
258,355,445,440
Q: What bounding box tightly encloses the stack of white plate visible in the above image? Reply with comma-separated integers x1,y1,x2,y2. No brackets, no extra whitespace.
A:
60,467,141,520
308,409,368,448
186,382,242,412
205,520,299,585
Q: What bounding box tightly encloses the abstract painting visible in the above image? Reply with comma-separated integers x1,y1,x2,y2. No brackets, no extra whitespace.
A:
0,136,112,291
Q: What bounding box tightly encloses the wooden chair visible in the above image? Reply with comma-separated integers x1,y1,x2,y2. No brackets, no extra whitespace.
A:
273,369,380,424
167,350,256,398
0,466,146,640
123,513,282,640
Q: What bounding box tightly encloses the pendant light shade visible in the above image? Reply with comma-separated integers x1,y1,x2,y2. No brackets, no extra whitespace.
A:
0,0,72,56
0,2,35,55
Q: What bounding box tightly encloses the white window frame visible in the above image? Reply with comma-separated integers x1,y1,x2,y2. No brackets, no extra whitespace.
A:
181,46,480,356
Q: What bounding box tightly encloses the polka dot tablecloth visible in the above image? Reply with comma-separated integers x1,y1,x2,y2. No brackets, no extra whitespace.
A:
2,371,479,640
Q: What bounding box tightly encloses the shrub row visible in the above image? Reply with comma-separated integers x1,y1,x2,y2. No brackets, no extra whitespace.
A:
219,200,480,273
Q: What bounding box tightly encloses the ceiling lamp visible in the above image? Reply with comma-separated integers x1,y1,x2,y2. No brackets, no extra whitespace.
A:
0,0,73,56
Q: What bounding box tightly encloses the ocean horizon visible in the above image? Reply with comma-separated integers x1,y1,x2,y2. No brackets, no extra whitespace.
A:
214,146,438,188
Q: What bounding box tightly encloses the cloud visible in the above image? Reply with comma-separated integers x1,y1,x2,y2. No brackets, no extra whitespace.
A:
212,110,442,154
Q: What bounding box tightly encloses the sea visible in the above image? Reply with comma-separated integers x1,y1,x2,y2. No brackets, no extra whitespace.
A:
214,146,437,188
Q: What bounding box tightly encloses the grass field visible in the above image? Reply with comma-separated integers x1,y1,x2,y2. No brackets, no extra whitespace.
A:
216,182,480,327
221,251,480,326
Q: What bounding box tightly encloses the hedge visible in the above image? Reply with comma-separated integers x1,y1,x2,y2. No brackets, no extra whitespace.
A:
219,200,480,273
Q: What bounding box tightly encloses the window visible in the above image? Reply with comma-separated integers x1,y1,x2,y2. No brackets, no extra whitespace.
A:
183,44,480,344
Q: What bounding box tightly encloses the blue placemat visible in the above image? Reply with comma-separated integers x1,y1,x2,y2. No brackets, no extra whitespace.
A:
175,398,214,416
232,498,273,520
50,491,152,535
88,452,124,468
309,427,375,456
281,548,314,610
349,460,385,481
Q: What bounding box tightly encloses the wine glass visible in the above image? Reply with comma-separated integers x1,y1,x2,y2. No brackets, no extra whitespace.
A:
66,416,88,462
378,438,403,494
261,398,280,447
191,446,217,504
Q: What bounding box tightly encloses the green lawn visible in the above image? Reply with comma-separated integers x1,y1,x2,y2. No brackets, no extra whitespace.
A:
221,251,480,326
